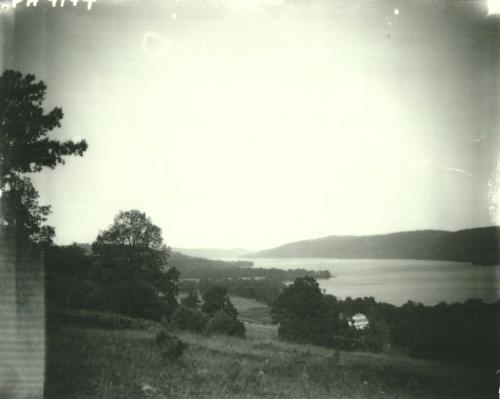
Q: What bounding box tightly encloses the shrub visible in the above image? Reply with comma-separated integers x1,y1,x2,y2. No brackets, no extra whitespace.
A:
171,305,209,333
329,335,383,352
206,310,246,338
155,329,187,361
180,291,201,309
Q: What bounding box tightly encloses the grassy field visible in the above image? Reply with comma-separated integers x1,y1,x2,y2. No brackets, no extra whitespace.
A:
45,304,495,399
229,296,274,325
178,294,274,324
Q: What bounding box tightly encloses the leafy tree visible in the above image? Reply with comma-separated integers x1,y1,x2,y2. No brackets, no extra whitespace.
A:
93,209,166,251
271,276,341,345
198,285,246,337
201,285,238,318
45,244,93,308
0,70,87,244
1,175,55,244
91,210,179,320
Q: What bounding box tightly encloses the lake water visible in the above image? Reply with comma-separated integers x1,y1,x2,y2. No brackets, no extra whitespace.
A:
234,258,500,306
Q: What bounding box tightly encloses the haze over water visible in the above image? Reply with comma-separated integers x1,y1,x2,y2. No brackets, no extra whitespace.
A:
234,258,500,306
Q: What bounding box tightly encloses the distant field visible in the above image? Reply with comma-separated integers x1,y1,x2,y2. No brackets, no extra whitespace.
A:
230,296,274,325
45,312,493,398
178,293,274,324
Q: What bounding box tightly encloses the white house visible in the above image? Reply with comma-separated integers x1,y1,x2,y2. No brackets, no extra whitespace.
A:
348,313,369,330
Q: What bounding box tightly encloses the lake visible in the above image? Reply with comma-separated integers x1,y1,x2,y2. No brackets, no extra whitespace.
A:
235,258,500,306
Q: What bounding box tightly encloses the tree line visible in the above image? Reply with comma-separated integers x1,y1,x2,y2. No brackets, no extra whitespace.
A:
45,210,246,336
171,251,331,281
271,277,499,368
180,277,285,305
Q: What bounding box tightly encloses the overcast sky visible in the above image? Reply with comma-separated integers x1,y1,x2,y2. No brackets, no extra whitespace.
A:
3,0,500,250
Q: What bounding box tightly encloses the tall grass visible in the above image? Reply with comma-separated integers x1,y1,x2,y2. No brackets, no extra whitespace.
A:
45,322,494,399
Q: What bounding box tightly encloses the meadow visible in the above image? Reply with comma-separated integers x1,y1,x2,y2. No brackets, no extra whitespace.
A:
45,298,495,399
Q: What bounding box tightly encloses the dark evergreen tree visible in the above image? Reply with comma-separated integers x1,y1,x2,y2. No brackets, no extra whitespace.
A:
0,70,87,244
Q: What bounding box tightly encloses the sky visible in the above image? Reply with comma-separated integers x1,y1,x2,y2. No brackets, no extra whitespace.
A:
2,0,500,250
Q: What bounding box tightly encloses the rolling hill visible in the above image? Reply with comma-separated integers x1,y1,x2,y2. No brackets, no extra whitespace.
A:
46,307,493,399
167,251,253,277
173,247,251,259
248,226,500,265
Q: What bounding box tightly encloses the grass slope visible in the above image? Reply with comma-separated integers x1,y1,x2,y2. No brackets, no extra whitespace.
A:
45,305,494,398
45,325,494,399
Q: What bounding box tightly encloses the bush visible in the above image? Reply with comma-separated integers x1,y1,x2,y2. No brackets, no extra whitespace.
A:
180,292,201,309
155,329,171,345
329,335,383,352
206,310,246,338
171,305,209,333
155,329,187,361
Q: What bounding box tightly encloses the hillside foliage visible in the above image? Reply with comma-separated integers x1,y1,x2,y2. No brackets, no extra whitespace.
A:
251,227,500,265
271,277,499,367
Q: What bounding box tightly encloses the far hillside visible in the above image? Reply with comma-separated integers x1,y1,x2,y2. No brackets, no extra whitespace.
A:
173,247,251,259
168,251,252,277
168,251,330,280
70,246,330,281
248,227,500,265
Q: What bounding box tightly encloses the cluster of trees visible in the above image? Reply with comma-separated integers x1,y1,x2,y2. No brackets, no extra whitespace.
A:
180,277,286,305
172,286,245,337
335,296,499,367
45,209,245,337
0,70,243,337
176,268,331,310
272,277,499,367
45,210,180,321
